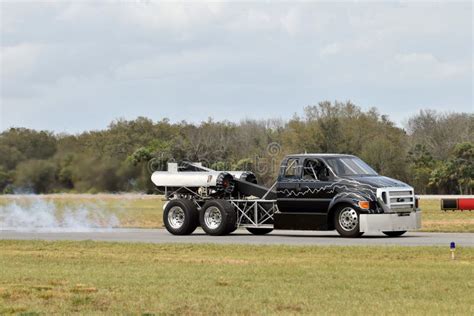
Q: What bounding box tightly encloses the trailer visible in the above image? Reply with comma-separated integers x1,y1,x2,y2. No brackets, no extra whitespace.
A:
152,154,421,237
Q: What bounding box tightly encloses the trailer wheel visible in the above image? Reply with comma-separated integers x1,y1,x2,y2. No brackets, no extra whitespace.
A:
383,231,406,237
246,228,273,235
334,205,363,238
200,200,236,236
163,199,199,235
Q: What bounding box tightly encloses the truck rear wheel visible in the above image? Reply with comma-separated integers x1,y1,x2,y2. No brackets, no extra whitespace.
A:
246,228,273,235
383,231,407,237
334,205,363,238
163,199,199,235
199,200,237,236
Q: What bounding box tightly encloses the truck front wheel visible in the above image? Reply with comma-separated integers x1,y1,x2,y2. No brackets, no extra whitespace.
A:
163,199,199,235
334,205,363,238
200,200,237,236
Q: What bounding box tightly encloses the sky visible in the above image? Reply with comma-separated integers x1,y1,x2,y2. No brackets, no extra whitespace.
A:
0,0,472,133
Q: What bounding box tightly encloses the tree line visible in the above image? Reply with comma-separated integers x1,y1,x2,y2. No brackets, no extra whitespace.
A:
0,101,472,195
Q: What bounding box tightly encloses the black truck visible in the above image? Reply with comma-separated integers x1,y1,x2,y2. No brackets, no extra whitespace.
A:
152,154,421,237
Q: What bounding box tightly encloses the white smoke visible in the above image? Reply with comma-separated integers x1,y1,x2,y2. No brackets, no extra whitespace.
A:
0,196,120,232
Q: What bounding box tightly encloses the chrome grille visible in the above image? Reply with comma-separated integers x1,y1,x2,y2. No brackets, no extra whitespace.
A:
377,187,415,213
389,190,412,197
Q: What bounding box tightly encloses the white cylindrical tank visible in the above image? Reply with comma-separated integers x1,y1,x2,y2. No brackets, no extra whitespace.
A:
151,171,224,188
150,162,256,193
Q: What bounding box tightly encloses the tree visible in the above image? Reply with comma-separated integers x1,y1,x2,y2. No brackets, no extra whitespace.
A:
0,166,11,193
14,160,57,193
304,101,343,152
0,144,24,170
429,142,474,194
0,103,470,194
406,110,473,160
449,142,473,194
406,144,435,194
69,156,121,193
0,128,57,171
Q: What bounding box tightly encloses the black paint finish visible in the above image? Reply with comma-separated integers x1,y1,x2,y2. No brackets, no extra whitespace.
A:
274,154,412,230
274,212,328,230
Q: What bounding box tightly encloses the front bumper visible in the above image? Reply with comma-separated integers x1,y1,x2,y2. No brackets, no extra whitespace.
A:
359,211,421,234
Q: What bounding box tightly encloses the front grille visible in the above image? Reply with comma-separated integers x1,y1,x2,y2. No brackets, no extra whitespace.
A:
377,187,415,212
389,190,412,197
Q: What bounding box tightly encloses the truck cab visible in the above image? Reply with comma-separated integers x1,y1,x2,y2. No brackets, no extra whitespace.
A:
274,154,421,237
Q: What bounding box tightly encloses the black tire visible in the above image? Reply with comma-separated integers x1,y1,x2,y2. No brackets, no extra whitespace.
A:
199,200,237,236
246,228,273,235
383,231,407,237
163,199,199,235
334,205,363,238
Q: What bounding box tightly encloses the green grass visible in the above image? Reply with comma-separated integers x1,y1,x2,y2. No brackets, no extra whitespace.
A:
0,195,473,232
420,199,474,232
0,241,473,315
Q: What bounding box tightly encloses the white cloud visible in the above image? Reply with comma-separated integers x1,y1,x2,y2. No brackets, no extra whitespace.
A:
114,49,222,80
395,53,470,81
0,43,43,79
319,42,341,57
279,7,303,35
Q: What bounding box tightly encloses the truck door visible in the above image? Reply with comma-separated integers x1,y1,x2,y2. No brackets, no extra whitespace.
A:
298,158,335,213
277,158,334,213
276,157,302,213
275,157,332,230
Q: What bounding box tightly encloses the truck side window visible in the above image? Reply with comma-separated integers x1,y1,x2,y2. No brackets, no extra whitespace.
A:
303,159,319,180
284,158,299,178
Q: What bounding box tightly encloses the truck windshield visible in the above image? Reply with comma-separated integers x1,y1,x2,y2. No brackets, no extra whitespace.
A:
325,157,378,176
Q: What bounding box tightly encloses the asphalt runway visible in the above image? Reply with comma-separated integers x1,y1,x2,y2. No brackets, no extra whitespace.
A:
1,228,473,247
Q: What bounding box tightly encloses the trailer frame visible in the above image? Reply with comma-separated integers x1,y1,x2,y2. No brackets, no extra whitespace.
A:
162,184,279,229
230,199,277,228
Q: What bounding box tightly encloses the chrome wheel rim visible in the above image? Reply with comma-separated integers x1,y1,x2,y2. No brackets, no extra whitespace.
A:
168,206,185,229
339,207,358,231
204,206,222,230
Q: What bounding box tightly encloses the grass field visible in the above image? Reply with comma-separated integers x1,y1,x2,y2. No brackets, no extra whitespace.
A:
0,240,473,315
417,199,474,232
1,194,472,232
